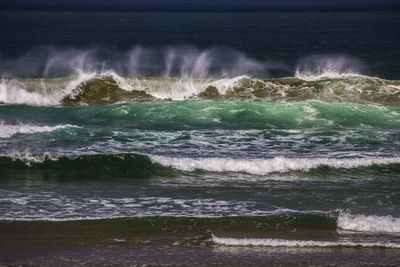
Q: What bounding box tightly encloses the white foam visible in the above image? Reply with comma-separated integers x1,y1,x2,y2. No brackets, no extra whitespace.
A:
3,152,63,167
0,78,56,106
0,66,133,106
125,77,208,100
0,123,78,138
0,71,98,106
149,156,400,175
296,72,362,81
338,213,400,233
125,75,261,100
212,236,400,248
208,75,254,95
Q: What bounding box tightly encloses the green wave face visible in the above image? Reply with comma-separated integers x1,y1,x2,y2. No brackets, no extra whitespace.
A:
3,101,399,130
0,154,171,181
58,100,400,130
100,100,400,130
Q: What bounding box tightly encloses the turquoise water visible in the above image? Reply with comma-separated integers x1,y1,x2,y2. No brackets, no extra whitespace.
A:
1,101,400,235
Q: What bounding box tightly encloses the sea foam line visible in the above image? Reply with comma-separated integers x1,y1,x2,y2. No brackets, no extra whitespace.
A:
0,123,78,138
149,156,400,175
212,236,400,248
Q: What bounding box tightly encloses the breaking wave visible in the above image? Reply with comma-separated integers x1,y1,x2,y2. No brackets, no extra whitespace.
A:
1,211,398,247
1,210,399,233
338,213,400,233
150,155,400,175
212,236,400,248
2,153,400,177
1,73,400,107
0,122,77,138
1,47,399,107
210,210,400,248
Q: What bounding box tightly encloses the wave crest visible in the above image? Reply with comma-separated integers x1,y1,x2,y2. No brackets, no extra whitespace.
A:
1,73,400,107
212,236,400,248
2,47,399,107
0,122,77,138
3,154,400,175
150,155,400,175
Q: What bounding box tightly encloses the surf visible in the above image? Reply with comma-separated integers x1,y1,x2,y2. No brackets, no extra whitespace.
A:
2,153,400,180
1,47,399,107
0,122,77,138
150,155,400,175
212,236,400,248
2,74,400,107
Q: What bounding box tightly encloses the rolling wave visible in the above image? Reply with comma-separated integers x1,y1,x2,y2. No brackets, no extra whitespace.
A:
3,48,397,106
1,212,399,235
338,213,400,233
2,153,400,178
0,122,77,138
2,100,399,131
211,212,400,248
0,154,165,179
212,236,400,248
150,155,400,175
1,73,400,107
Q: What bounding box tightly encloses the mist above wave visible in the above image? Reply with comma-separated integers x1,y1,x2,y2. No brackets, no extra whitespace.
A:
0,46,285,79
295,54,364,80
0,46,367,81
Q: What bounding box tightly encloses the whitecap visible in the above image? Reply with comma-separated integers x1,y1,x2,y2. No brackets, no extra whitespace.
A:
149,155,400,175
338,212,400,233
212,236,400,248
0,123,78,138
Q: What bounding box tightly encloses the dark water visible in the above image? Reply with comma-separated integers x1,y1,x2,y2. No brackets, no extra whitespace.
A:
1,11,400,266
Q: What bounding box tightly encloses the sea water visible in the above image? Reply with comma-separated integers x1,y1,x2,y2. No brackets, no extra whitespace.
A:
1,11,400,265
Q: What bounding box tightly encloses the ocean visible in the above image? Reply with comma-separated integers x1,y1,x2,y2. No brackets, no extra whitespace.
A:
1,10,400,265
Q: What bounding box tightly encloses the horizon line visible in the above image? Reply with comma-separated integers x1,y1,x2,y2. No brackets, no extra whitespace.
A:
2,5,400,12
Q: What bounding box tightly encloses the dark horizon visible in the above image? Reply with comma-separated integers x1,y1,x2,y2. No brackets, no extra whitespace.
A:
2,0,400,11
